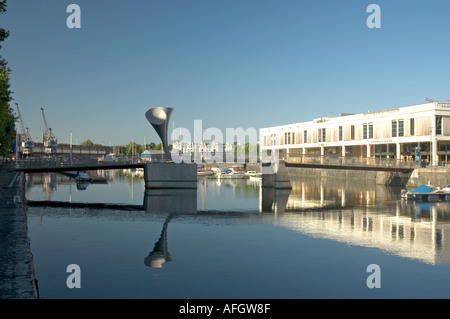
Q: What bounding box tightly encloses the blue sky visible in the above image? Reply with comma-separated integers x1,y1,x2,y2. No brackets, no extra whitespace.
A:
1,0,449,146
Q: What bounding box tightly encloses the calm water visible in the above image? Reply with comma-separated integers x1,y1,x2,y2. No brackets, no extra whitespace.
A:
25,170,450,299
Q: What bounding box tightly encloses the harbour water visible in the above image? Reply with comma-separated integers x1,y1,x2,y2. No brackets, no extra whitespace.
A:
24,170,450,299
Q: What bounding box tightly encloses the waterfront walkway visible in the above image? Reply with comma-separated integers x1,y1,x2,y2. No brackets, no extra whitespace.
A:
0,169,38,299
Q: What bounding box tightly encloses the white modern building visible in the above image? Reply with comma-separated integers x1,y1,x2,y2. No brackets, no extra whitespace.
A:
260,101,450,166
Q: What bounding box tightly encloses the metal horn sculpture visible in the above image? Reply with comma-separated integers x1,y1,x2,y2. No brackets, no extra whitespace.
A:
145,107,174,160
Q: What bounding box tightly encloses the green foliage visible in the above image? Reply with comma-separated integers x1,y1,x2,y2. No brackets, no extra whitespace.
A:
0,1,6,13
0,1,14,157
0,0,8,50
115,141,167,155
80,139,94,147
0,64,14,156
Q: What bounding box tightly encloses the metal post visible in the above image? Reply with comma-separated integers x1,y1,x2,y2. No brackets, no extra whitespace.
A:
70,131,73,165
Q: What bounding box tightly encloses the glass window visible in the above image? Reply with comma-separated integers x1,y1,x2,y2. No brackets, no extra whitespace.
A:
271,134,277,146
389,144,396,153
398,119,404,137
351,125,355,140
339,126,343,141
363,123,368,139
284,132,291,145
369,123,374,139
410,118,415,136
436,116,442,135
303,130,307,143
392,120,397,137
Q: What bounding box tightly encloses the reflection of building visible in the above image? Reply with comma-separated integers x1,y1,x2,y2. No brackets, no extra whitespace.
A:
260,176,450,264
266,197,450,265
260,101,450,166
285,179,387,210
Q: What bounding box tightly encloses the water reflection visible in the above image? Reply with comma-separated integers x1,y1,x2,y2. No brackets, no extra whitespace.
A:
144,189,197,214
144,215,173,268
24,172,450,265
262,177,450,265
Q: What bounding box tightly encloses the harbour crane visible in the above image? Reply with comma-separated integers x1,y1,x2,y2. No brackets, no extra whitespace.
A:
15,103,34,158
40,107,58,155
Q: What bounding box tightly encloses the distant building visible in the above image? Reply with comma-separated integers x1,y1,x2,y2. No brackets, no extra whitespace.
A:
140,149,164,162
259,101,450,166
16,141,113,158
171,141,234,155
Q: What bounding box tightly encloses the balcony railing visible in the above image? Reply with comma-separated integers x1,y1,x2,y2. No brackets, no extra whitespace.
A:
281,152,423,169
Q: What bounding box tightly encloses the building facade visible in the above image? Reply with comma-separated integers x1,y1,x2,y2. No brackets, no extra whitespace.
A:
15,140,114,159
260,101,450,166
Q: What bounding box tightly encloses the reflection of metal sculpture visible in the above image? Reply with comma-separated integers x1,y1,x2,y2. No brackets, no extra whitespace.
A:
145,107,174,160
144,215,173,268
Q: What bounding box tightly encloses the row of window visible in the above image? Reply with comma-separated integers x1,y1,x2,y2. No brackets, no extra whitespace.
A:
391,119,412,137
269,117,444,146
270,118,420,146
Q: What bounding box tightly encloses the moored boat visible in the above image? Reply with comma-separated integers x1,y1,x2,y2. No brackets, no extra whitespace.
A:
245,170,262,180
75,170,91,182
215,168,245,179
401,184,443,201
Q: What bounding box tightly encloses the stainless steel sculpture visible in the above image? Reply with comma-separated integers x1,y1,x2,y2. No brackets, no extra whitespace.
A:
145,107,174,160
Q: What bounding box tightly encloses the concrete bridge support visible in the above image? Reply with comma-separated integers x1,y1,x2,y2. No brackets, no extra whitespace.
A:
375,171,412,186
262,160,292,189
143,162,197,213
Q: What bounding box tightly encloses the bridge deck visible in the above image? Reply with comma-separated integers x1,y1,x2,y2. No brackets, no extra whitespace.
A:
14,163,145,173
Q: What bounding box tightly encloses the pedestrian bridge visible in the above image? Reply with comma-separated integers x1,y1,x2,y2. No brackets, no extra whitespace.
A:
282,154,417,173
7,152,419,174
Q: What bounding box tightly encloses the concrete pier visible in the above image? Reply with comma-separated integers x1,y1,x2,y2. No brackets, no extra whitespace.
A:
0,171,38,299
262,160,292,189
143,162,198,214
144,162,197,189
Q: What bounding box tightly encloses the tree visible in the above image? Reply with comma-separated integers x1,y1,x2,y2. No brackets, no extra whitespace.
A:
80,139,94,147
0,0,14,157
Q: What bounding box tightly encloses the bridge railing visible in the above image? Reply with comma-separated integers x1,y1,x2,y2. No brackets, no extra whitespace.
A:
0,152,426,171
282,153,422,169
9,154,168,171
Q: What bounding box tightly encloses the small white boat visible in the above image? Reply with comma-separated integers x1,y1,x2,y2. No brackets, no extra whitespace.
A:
215,168,245,179
75,170,91,182
245,170,262,180
249,174,262,181
197,165,215,177
441,184,450,193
